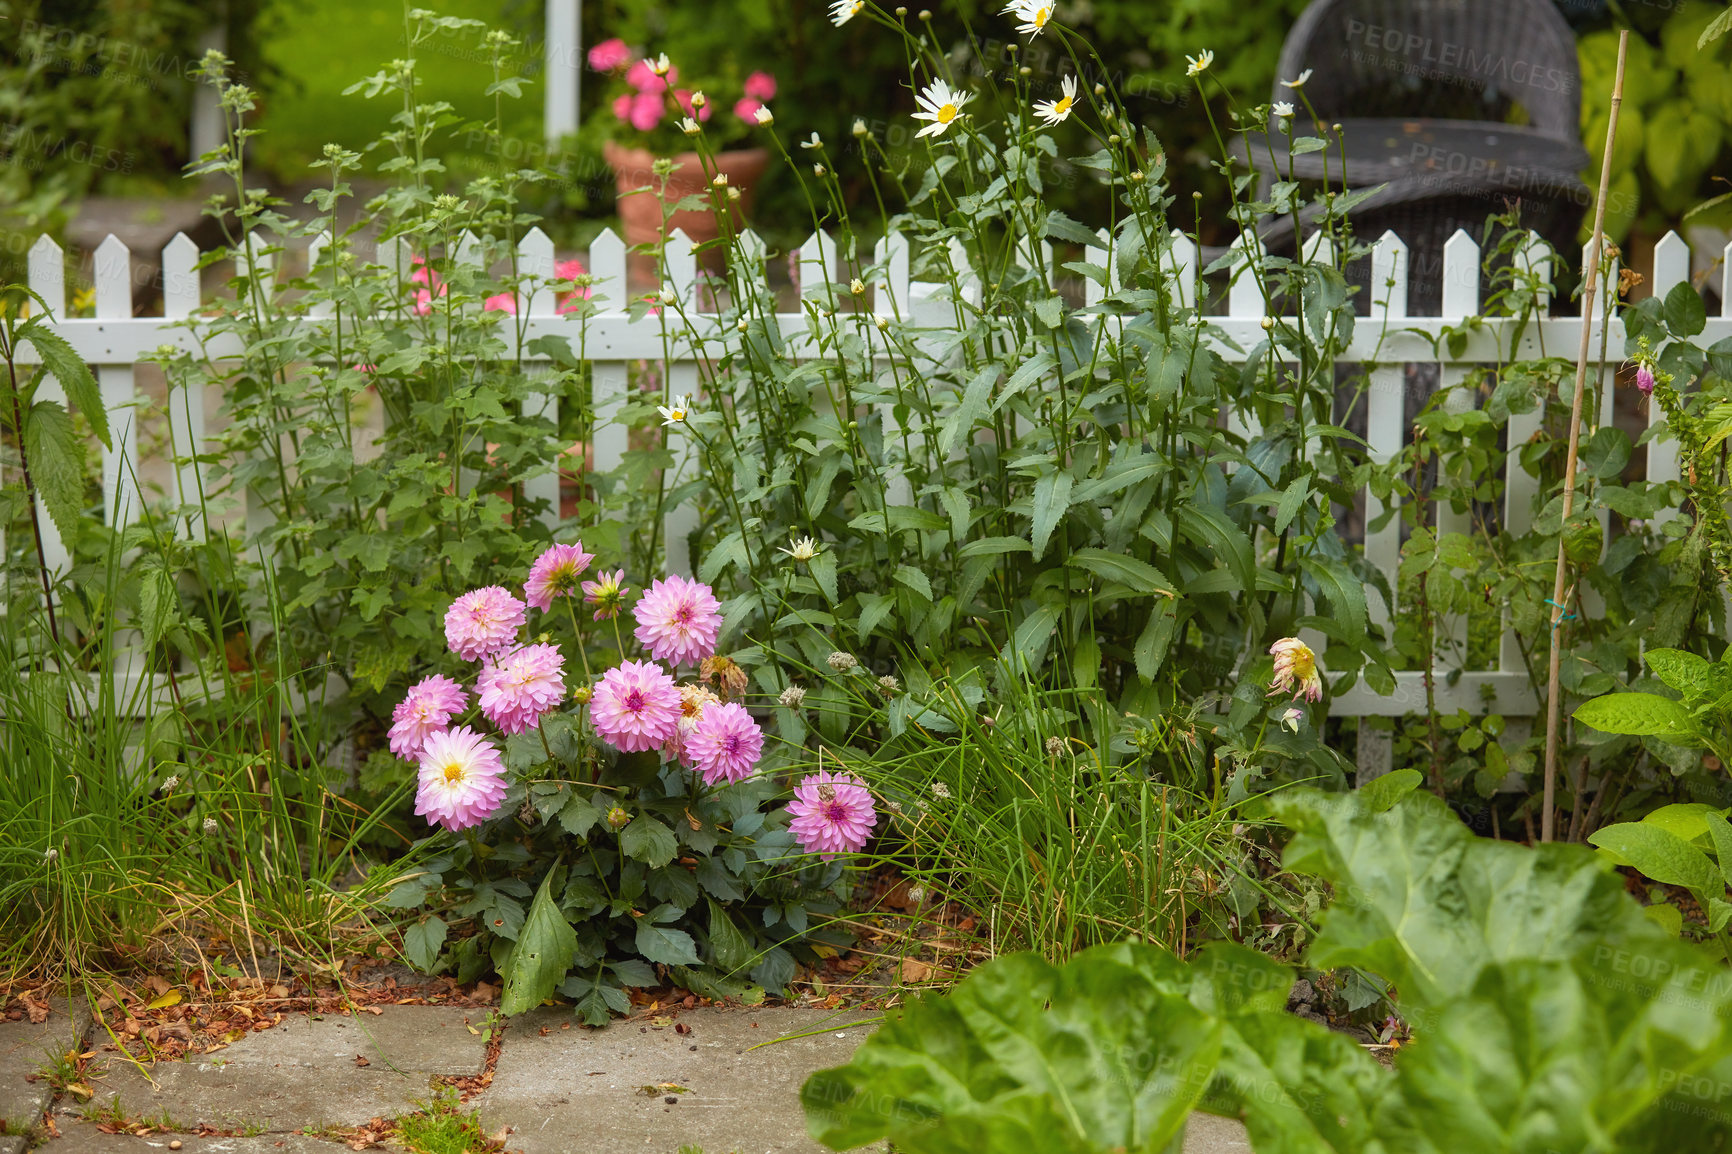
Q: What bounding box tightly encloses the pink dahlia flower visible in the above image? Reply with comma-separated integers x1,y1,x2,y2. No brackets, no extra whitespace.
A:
415,725,507,831
734,97,763,124
612,92,634,123
633,574,722,667
1268,637,1323,703
787,770,877,859
478,643,567,735
743,71,777,102
388,674,469,761
590,659,681,753
483,291,518,314
687,702,764,785
582,569,630,621
445,586,527,662
625,59,668,93
524,541,596,611
588,37,632,72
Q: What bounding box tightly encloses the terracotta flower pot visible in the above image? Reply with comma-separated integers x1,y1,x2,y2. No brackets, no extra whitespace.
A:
604,141,770,291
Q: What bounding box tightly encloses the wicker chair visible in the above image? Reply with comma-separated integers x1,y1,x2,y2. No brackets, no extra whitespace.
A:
1256,0,1590,314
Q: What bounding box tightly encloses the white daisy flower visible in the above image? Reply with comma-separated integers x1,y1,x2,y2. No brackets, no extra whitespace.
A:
779,535,822,562
646,53,671,76
1034,74,1078,126
1281,69,1312,89
1186,50,1213,77
680,117,701,135
799,131,824,150
753,105,774,125
1272,101,1294,119
830,0,865,25
1007,0,1054,37
658,395,692,426
912,78,972,139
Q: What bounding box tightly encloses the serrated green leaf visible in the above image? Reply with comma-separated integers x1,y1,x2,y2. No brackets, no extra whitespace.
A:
707,898,753,972
620,816,677,868
23,400,86,541
1066,548,1174,595
1030,468,1073,561
21,323,108,448
403,916,447,972
635,921,701,966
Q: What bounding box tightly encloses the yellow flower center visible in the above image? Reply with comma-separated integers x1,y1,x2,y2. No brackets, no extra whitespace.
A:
442,762,466,783
1291,646,1316,680
1053,96,1072,116
937,103,958,124
1035,8,1050,25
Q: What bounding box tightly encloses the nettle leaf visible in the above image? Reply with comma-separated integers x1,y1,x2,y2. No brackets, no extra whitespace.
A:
499,871,577,1016
1030,468,1073,561
402,916,447,972
1573,692,1694,738
1589,822,1722,894
1066,548,1174,596
620,816,678,868
23,401,86,541
20,323,108,448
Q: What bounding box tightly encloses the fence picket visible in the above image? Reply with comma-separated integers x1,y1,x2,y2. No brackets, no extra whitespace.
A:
1648,232,1690,509
28,234,64,319
94,235,140,530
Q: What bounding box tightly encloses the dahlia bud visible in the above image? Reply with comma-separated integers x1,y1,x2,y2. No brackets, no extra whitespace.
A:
572,685,593,704
606,805,632,831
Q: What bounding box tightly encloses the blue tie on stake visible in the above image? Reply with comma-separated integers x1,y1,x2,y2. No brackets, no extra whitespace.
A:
1545,598,1578,632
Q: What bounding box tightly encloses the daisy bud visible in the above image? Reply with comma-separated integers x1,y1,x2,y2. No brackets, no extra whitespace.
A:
919,9,931,19
712,172,729,187
737,317,749,332
691,91,707,108
1130,170,1146,181
754,105,774,125
814,164,826,176
875,315,889,331
779,684,808,708
659,288,676,305
1261,316,1274,330
853,118,869,136
44,848,57,862
681,117,701,135
850,278,866,295
1094,83,1105,96
896,5,907,14
727,186,741,201
1019,66,1032,75
1109,133,1121,144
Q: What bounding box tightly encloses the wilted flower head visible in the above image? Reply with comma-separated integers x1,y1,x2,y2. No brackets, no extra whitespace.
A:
390,674,470,760
161,774,180,793
778,684,808,708
1281,706,1304,733
202,818,219,835
581,569,631,621
930,781,952,799
687,701,765,785
1268,637,1323,703
1044,735,1066,757
477,644,566,735
665,683,721,765
524,542,595,611
701,654,750,698
633,575,722,667
787,770,878,858
445,586,526,663
414,726,507,831
877,675,900,694
827,651,858,673
589,659,682,753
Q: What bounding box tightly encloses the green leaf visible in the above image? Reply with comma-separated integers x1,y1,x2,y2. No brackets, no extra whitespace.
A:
1297,556,1367,641
802,943,1219,1154
403,916,447,972
1065,549,1174,596
20,324,108,449
1573,692,1694,738
23,401,86,541
1664,280,1708,338
1643,902,1685,937
1706,813,1732,887
1274,476,1311,535
557,792,603,838
1639,802,1720,845
499,872,577,1016
138,568,178,646
1644,648,1713,696
635,921,701,967
706,898,753,972
958,535,1032,558
1030,468,1073,561
894,564,933,603
1589,822,1723,894
1358,768,1422,813
808,550,839,605
620,816,678,869
1133,599,1177,681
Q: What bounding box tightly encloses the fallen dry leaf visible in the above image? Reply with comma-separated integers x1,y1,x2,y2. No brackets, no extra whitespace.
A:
353,1055,370,1068
900,958,932,984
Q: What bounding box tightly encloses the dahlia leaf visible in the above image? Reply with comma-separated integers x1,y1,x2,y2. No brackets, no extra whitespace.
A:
499,871,577,1017
621,816,678,869
635,922,700,967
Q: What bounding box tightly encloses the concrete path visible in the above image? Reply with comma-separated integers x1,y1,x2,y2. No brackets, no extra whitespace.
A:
1,999,1253,1153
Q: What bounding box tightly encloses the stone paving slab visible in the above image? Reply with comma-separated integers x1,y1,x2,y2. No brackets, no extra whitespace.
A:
76,1008,489,1134
477,1005,881,1154
2,998,90,1136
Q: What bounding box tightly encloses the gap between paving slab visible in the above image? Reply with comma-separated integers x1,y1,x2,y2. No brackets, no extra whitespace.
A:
2,998,92,1150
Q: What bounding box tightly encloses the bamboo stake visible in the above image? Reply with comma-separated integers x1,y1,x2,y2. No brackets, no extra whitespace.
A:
1542,30,1629,843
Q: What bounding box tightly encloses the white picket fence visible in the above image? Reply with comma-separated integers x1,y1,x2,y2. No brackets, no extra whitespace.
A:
13,224,1732,734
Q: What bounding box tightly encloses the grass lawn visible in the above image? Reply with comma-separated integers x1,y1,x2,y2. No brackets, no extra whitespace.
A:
256,0,544,179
